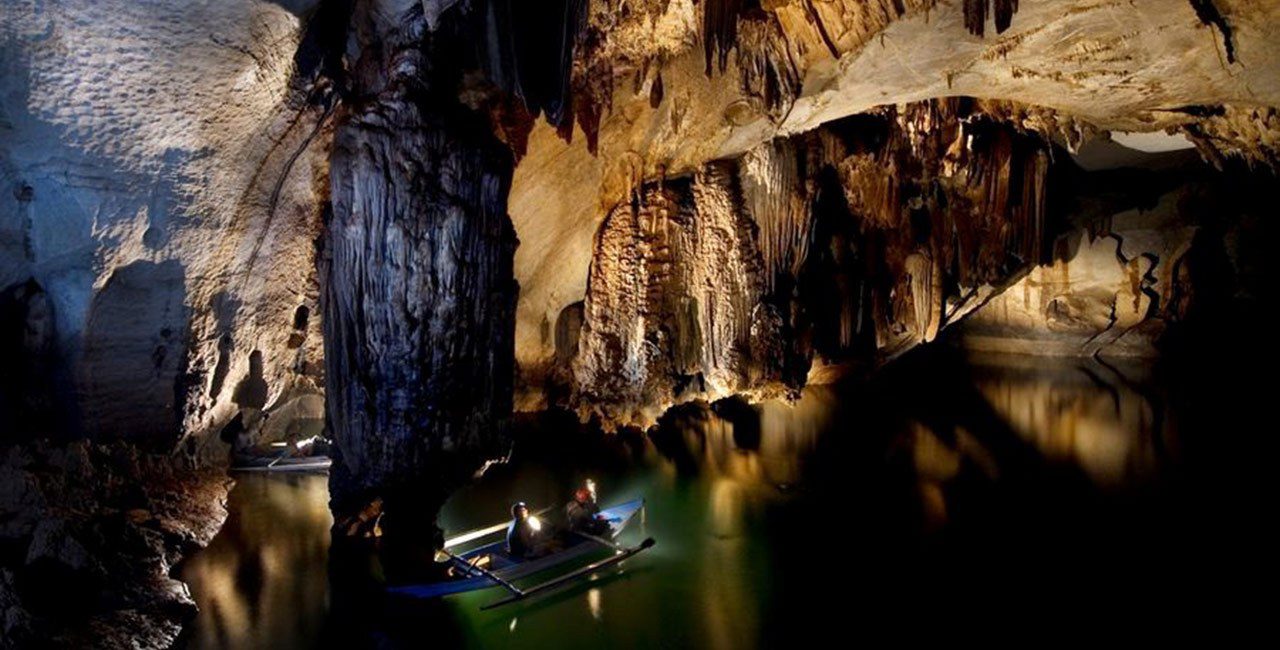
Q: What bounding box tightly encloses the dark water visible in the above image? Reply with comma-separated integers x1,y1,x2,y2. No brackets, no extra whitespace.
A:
177,347,1268,647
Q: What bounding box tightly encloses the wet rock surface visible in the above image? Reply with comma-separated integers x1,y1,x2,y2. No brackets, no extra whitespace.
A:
0,440,229,648
567,99,1063,427
321,1,519,539
0,1,1278,644
958,141,1273,356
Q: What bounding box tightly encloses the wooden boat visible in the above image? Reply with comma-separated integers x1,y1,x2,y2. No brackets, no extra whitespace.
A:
387,498,654,609
229,454,333,473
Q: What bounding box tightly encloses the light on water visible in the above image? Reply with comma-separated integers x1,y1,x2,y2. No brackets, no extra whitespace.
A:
177,349,1255,647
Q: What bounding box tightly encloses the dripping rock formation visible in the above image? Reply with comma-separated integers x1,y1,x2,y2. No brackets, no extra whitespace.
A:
565,99,1062,428
0,0,1278,645
322,0,518,540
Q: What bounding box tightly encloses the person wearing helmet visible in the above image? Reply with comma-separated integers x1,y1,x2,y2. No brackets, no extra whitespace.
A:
506,501,548,558
564,481,609,536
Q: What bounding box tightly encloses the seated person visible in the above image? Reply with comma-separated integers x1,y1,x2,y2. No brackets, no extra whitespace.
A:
506,502,550,558
564,482,610,536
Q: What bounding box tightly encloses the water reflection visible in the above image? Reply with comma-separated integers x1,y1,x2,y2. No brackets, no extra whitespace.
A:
969,353,1165,486
179,474,331,649
179,347,1249,647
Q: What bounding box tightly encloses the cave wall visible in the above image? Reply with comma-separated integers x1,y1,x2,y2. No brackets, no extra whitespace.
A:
0,0,330,452
958,195,1195,357
508,0,1280,408
0,1,1275,645
955,140,1272,356
564,99,1062,428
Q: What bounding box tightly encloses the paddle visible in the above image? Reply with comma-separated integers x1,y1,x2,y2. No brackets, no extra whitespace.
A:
436,548,525,598
265,447,291,468
480,537,656,610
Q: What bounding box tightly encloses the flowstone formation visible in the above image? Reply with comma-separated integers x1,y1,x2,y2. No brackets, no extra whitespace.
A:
509,0,1280,383
0,0,1279,644
567,99,1063,428
321,0,520,540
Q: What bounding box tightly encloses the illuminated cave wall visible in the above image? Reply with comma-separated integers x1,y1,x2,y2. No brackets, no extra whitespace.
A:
3,0,1276,449
564,99,1064,428
0,0,330,450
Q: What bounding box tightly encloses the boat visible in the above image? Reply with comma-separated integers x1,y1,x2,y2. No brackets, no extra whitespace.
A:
387,498,655,609
230,436,333,473
229,454,333,473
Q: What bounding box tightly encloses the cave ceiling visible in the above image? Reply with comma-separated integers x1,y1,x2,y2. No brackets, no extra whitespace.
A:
510,0,1280,378
1,0,1277,435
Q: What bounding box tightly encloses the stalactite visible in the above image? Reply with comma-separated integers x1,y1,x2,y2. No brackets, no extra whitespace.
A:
650,71,665,108
568,98,1062,427
734,12,802,120
738,139,811,291
1182,106,1280,171
703,0,748,75
964,0,1019,37
797,99,1054,357
1189,0,1236,64
994,0,1019,33
476,0,588,129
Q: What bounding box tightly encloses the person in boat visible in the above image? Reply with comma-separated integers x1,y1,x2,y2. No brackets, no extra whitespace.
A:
506,502,551,559
564,481,610,536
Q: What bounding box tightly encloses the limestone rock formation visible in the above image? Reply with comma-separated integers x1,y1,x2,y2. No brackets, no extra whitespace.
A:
0,0,1278,643
510,0,1280,406
321,0,518,536
0,440,229,647
566,98,1061,428
571,163,785,426
957,137,1271,356
4,0,1275,448
0,0,330,454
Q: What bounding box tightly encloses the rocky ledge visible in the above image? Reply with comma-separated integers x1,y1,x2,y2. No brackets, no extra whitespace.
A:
0,441,230,649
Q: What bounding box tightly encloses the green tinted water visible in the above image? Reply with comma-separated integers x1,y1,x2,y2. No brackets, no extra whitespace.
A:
177,349,1263,647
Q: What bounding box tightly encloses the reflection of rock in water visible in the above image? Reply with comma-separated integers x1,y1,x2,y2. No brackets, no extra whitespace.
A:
966,352,1165,487
650,393,826,491
179,474,332,649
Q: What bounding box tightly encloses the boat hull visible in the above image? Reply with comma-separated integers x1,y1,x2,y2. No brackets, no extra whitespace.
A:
388,498,645,599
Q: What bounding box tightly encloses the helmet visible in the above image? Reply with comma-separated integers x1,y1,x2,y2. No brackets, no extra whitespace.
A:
511,501,528,517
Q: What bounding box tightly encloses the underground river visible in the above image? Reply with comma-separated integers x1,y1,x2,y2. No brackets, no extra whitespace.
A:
175,345,1265,647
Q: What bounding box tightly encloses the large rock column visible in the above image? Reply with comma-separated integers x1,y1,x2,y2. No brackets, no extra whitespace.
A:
322,2,518,542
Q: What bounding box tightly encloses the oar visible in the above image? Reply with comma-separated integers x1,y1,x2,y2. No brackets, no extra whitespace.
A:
437,548,525,598
266,448,291,469
481,538,656,610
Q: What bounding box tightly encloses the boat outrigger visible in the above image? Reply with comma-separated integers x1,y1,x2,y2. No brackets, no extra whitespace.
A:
388,498,655,610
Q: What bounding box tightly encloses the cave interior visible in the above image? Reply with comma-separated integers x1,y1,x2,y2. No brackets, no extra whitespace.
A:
1,0,1277,646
